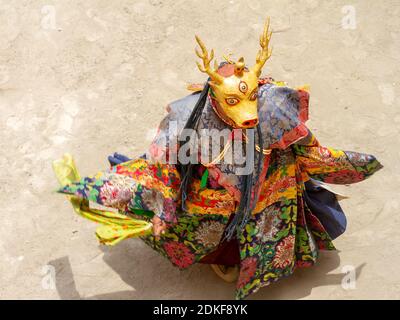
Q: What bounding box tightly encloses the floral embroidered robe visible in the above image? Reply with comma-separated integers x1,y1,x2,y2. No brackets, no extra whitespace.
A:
58,80,382,299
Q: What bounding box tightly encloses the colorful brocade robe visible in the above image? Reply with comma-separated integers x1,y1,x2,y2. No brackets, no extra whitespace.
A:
58,80,382,299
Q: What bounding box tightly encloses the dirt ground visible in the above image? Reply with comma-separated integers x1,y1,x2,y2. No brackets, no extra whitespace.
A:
1,0,399,299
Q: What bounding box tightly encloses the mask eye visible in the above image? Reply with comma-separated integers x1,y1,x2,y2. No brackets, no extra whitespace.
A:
239,81,248,93
225,97,240,106
249,91,258,101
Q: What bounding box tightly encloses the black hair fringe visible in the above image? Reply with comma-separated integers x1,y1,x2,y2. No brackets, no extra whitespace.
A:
222,124,264,241
178,80,210,210
178,78,264,242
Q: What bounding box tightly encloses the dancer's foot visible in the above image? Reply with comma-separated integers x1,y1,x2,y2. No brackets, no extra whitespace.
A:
210,264,239,283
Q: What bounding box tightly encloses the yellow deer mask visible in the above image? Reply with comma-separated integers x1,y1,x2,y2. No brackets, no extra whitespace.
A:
195,19,272,129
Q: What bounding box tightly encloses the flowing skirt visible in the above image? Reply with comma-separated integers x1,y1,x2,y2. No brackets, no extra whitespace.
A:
55,140,382,299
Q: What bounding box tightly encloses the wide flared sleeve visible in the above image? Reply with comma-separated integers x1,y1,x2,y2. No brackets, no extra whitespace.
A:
56,94,200,224
256,82,382,184
292,131,383,184
58,158,181,224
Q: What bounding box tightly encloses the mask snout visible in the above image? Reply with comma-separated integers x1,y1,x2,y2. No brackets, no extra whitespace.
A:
241,118,258,128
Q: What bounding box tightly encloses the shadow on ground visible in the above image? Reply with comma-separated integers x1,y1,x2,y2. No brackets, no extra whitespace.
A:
49,240,365,300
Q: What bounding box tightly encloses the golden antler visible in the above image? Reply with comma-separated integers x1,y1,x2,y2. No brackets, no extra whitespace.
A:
195,35,224,84
252,18,273,77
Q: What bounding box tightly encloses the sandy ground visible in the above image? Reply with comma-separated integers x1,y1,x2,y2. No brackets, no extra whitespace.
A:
0,0,399,300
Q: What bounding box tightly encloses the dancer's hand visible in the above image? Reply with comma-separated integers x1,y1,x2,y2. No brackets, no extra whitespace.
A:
152,216,167,240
